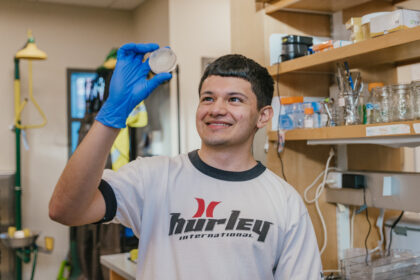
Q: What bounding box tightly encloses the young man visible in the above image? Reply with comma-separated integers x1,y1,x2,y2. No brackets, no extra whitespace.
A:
50,43,323,279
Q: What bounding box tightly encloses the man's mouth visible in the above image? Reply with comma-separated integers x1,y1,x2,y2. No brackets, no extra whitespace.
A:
206,122,232,127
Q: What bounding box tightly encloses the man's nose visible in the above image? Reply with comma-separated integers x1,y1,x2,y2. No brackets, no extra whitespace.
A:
209,99,227,116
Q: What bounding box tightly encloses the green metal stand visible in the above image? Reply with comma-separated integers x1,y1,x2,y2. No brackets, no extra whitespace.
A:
14,58,23,280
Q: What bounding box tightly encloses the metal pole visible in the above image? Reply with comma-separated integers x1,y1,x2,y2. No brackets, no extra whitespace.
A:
175,65,181,154
14,57,22,280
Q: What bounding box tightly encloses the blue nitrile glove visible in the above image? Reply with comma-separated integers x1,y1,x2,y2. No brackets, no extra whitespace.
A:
96,43,172,128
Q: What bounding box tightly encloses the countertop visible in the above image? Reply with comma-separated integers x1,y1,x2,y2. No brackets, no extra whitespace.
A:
100,253,136,280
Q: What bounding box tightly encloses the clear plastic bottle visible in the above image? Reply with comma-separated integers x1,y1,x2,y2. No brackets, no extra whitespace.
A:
293,102,304,128
304,107,314,128
365,82,384,124
392,83,413,121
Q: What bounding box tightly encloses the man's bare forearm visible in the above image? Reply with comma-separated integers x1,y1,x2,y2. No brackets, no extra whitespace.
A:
49,121,120,225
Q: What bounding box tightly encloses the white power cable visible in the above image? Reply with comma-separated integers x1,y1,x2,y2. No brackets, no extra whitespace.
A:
303,148,336,256
369,208,385,254
350,206,385,253
350,206,356,248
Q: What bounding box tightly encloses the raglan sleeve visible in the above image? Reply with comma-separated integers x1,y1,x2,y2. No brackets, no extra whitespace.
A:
274,192,323,280
99,158,148,237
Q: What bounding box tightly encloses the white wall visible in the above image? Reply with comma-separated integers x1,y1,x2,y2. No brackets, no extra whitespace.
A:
0,1,134,278
169,0,231,153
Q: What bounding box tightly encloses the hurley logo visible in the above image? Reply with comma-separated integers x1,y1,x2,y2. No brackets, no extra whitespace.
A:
169,198,273,242
193,198,220,218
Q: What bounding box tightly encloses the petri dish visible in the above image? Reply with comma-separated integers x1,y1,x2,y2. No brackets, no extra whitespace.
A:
149,48,177,74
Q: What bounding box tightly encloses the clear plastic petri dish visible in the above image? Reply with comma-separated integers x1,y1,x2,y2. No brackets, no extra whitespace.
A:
149,48,177,74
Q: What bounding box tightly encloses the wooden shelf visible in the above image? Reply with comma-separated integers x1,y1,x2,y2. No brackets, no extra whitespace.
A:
267,26,420,76
265,0,373,15
268,120,420,146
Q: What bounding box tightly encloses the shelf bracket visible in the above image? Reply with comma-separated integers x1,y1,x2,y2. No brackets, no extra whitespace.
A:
336,144,348,171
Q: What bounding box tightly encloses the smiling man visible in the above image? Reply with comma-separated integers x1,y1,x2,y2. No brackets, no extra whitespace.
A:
49,43,323,279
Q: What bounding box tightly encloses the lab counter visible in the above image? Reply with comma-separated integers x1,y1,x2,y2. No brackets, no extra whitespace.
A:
100,253,136,280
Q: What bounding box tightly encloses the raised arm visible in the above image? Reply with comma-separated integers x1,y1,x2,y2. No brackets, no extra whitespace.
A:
49,43,172,226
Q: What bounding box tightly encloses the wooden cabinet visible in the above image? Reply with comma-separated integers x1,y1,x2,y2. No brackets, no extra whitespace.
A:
259,0,420,271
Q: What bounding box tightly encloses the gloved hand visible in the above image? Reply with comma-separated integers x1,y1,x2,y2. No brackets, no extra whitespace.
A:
96,43,172,128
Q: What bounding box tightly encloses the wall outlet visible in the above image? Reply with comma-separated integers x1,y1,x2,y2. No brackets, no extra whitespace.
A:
383,176,399,196
326,172,342,188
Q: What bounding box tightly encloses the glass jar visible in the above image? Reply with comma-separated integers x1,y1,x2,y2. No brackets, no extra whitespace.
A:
411,81,420,120
374,86,393,123
392,84,413,122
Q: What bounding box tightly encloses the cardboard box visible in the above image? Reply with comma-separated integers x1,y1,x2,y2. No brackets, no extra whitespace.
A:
370,9,420,37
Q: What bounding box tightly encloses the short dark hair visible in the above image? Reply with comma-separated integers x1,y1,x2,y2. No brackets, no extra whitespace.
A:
198,54,274,109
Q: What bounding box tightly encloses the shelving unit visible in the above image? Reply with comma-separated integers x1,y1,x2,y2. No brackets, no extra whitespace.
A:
267,26,420,76
268,120,420,147
258,0,420,270
265,0,372,15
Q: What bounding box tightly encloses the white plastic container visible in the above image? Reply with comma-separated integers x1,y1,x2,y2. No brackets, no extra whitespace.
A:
361,12,390,39
370,9,420,37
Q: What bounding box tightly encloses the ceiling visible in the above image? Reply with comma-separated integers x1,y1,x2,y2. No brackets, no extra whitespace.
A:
26,0,146,10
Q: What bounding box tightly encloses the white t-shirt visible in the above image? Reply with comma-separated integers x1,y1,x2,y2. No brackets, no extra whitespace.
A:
101,150,323,280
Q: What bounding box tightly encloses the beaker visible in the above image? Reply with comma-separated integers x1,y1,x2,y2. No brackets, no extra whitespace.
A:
392,84,413,121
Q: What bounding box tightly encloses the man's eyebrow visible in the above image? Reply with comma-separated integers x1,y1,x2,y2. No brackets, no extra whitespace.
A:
228,92,248,98
199,91,248,98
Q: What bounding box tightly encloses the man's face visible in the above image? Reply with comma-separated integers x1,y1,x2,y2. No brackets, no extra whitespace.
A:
196,75,267,149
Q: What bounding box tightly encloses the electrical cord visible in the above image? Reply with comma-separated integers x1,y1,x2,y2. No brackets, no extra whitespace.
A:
303,148,336,255
275,54,287,182
276,151,287,182
363,187,372,265
387,210,405,256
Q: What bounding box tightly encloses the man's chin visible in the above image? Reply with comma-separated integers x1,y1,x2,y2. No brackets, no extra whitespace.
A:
202,138,230,147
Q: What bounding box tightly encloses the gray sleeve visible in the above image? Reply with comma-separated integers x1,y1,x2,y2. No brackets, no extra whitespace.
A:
274,210,323,280
102,158,146,237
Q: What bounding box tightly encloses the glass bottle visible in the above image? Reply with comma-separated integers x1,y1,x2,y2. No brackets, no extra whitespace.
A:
392,84,413,122
411,81,420,119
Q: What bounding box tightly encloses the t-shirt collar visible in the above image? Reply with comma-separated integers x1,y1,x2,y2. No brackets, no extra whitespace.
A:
188,149,266,181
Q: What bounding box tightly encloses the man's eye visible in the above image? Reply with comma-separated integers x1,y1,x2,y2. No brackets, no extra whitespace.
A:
229,97,242,102
201,96,213,102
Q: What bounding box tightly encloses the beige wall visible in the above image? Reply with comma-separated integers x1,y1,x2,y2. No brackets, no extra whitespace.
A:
133,0,174,156
133,0,169,46
0,1,134,278
230,0,265,64
230,0,268,163
169,0,231,153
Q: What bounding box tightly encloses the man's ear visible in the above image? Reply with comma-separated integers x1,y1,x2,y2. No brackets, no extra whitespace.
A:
256,105,273,129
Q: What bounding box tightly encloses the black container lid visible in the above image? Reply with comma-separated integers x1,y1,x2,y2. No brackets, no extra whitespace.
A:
282,35,313,46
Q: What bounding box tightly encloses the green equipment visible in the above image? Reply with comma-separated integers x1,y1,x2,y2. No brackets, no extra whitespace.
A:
0,30,53,280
